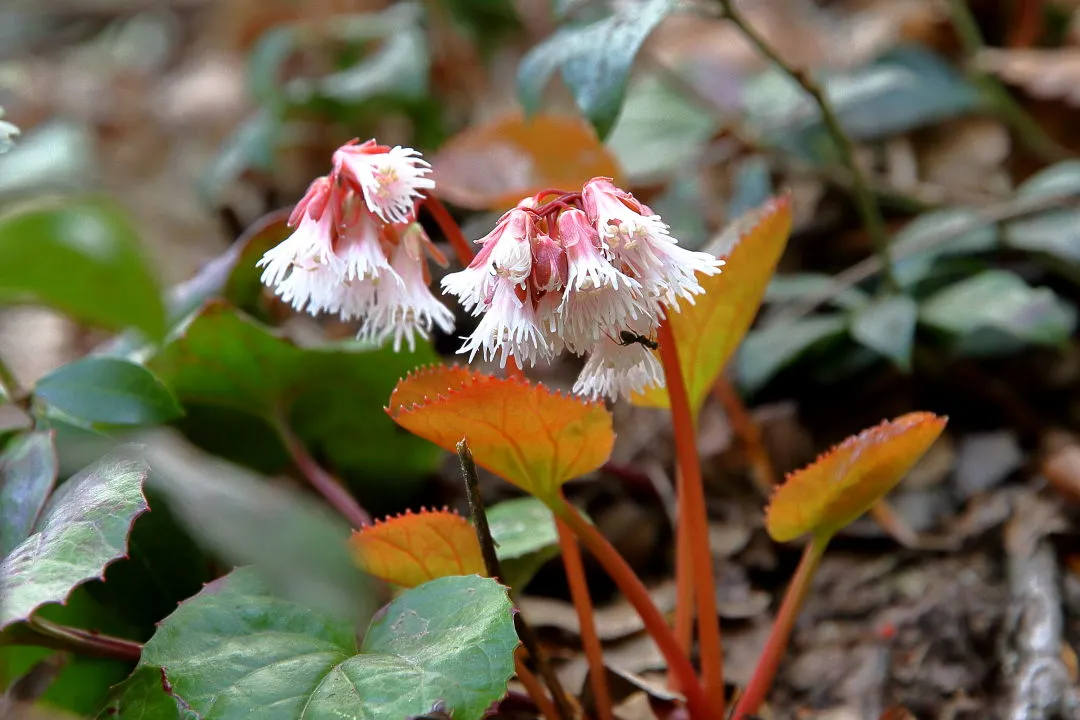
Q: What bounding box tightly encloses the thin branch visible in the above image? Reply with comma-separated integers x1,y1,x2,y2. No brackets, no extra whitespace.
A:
277,419,371,528
766,191,1080,327
457,440,578,720
945,0,1071,162
715,0,896,289
19,615,143,663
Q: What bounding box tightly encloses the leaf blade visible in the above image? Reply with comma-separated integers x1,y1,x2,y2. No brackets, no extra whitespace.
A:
34,357,182,426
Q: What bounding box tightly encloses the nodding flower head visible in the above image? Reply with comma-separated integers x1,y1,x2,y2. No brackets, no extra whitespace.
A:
333,139,434,225
440,178,726,400
257,139,452,352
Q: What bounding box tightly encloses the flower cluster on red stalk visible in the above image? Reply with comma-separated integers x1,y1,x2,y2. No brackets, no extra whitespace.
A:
258,139,453,351
441,179,725,400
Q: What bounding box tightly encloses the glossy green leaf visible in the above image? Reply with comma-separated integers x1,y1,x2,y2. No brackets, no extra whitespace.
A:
0,431,57,556
0,199,165,339
850,294,919,371
736,315,849,394
147,301,441,486
1005,160,1080,266
517,0,674,138
2,588,141,717
33,357,182,427
142,432,370,625
920,269,1077,350
488,496,560,590
0,451,149,629
140,568,518,720
96,666,195,720
890,209,997,287
764,273,871,310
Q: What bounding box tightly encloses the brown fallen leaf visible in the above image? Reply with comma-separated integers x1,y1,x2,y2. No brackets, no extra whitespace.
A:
430,113,622,210
976,48,1080,106
1041,433,1080,504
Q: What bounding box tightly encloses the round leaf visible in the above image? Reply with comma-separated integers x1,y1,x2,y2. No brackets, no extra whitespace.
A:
147,301,441,483
388,366,614,503
0,451,149,629
765,412,947,542
430,113,621,210
140,568,518,720
350,508,485,588
634,196,793,410
0,431,57,557
96,666,195,720
0,199,165,339
34,357,182,427
488,496,560,590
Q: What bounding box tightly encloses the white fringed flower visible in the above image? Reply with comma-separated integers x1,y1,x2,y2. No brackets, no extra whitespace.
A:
582,177,725,307
257,139,453,350
359,225,455,352
459,281,549,369
333,139,434,225
573,335,664,401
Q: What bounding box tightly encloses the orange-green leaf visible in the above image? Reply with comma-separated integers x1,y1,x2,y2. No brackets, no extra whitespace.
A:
765,412,947,542
388,366,614,503
430,113,623,211
633,196,793,413
350,508,485,588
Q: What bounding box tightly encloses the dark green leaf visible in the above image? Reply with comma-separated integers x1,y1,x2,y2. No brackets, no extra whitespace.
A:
33,357,182,427
890,209,997,287
849,294,918,371
920,269,1077,351
146,301,442,486
2,589,139,717
488,497,560,591
736,316,849,394
764,273,870,310
517,0,674,138
142,432,370,625
0,199,165,339
140,568,518,720
0,451,149,629
1005,160,1080,266
0,432,57,556
96,666,196,720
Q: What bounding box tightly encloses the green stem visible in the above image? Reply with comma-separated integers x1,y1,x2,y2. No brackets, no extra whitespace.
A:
716,0,896,291
553,497,712,719
656,321,725,714
20,615,142,663
945,0,1070,162
731,534,829,719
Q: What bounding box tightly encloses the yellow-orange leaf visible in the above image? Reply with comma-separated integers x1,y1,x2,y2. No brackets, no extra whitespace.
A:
388,366,614,503
430,113,622,211
350,508,485,587
766,412,947,542
633,196,793,413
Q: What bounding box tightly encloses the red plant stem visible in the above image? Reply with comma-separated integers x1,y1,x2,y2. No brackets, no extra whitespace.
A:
424,195,476,265
277,420,372,528
554,497,711,719
673,487,695,653
516,654,560,720
656,320,725,713
713,376,776,496
25,615,142,663
556,518,614,720
730,535,828,720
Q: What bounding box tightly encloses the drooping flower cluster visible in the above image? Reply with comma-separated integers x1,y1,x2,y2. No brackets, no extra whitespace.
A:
258,139,453,351
441,178,725,400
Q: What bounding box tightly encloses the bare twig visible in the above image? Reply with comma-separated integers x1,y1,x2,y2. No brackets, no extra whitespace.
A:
457,440,578,720
277,419,371,528
715,0,896,289
945,0,1071,162
766,191,1080,327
